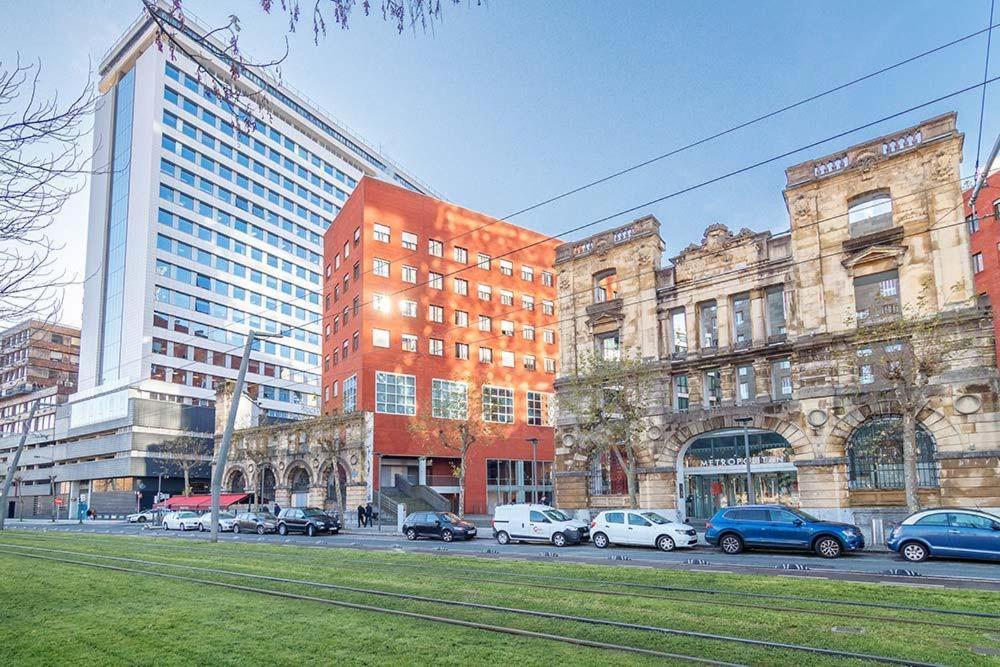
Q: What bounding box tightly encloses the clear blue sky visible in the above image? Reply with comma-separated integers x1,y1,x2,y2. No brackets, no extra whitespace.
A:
2,1,996,326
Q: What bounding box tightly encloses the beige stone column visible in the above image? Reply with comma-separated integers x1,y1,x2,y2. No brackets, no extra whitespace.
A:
273,485,290,508
716,299,730,349
638,471,676,510
307,484,326,508
749,289,766,345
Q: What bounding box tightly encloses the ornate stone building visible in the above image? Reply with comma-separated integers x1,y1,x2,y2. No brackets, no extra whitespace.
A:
215,382,373,512
554,113,1000,528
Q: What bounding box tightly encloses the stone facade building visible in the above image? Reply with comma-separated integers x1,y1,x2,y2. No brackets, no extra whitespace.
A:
216,382,372,513
553,113,1000,529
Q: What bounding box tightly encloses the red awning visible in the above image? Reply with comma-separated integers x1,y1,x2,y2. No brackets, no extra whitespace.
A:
155,493,250,511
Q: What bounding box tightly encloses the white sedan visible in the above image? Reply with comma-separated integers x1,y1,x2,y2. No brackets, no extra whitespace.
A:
590,510,699,551
162,511,201,531
197,511,237,532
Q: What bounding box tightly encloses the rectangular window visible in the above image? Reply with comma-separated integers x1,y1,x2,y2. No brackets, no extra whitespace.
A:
483,385,514,423
524,354,536,370
704,369,722,407
544,358,556,374
857,347,875,385
596,331,621,361
455,342,470,359
373,223,390,243
500,320,514,336
477,253,491,270
479,347,493,363
523,325,535,340
731,293,751,347
541,271,553,287
400,300,417,317
432,379,468,419
372,293,390,313
736,364,755,403
375,371,416,415
973,252,984,273
500,350,515,367
401,334,417,352
669,308,687,355
499,259,513,276
429,338,444,356
527,391,552,426
542,300,554,316
854,270,900,322
401,231,418,250
454,278,468,295
771,358,792,399
428,305,444,323
454,246,468,264
343,375,357,412
674,374,689,411
478,315,492,332
521,265,534,282
765,285,787,338
543,329,555,344
454,310,469,327
372,328,390,348
967,214,980,235
428,272,443,289
402,265,417,283
428,239,443,257
700,301,718,348
522,295,535,311
373,257,390,277
478,284,492,301
500,290,514,306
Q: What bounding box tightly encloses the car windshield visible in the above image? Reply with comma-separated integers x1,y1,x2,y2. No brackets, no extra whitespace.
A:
440,512,462,523
258,513,276,520
543,509,571,521
640,512,669,525
787,508,820,522
302,509,326,517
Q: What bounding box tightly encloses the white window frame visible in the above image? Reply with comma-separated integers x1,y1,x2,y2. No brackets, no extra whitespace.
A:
432,379,467,420
482,384,514,423
373,223,390,243
375,371,416,416
401,265,418,283
372,328,390,348
401,231,418,250
373,257,390,277
401,333,418,352
428,305,444,323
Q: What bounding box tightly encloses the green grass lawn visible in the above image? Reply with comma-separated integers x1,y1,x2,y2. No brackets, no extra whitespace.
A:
0,531,998,666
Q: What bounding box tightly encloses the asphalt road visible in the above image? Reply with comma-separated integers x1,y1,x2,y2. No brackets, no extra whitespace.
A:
6,520,1000,590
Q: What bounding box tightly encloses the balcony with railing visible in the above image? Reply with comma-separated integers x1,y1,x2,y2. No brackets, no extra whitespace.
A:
555,215,661,264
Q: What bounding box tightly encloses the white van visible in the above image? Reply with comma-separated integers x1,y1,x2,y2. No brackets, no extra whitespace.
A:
491,504,589,547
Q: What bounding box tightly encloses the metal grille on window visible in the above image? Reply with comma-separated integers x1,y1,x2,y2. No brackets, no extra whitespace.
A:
846,415,938,489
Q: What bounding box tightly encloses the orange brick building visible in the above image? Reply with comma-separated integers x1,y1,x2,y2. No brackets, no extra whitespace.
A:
965,171,1000,361
322,178,560,514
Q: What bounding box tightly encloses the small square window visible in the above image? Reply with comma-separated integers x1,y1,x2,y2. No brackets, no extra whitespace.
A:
429,338,444,356
454,247,468,264
401,334,417,352
372,328,390,348
373,223,390,243
373,258,390,277
428,239,443,257
402,231,418,250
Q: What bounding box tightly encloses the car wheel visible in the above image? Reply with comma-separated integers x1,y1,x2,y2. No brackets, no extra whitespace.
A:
198,523,205,532
232,524,240,534
719,533,744,554
179,523,185,531
552,532,567,548
256,525,265,535
405,528,417,540
442,530,454,543
815,536,842,559
496,530,510,545
278,524,288,536
137,516,147,523
592,532,610,549
657,535,676,552
306,524,316,537
901,541,928,563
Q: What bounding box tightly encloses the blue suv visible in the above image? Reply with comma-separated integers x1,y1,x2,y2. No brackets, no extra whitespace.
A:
705,504,865,558
886,508,1000,562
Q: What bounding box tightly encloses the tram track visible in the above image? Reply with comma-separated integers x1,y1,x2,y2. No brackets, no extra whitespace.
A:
0,542,966,666
8,531,995,625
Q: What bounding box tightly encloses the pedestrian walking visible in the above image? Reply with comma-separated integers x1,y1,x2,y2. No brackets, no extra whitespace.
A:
357,504,365,527
365,502,373,527
273,502,281,517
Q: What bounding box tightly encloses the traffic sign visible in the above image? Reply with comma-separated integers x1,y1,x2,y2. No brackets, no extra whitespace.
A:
53,497,64,506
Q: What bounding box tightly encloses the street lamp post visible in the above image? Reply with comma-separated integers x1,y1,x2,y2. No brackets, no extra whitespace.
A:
157,472,165,501
210,330,283,543
525,438,539,504
734,417,755,504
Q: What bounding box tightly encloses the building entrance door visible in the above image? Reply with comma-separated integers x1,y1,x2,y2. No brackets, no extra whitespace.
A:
678,428,799,523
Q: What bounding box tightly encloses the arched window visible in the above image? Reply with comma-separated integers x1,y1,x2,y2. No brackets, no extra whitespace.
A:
589,448,628,495
593,269,617,304
848,191,893,237
846,416,937,489
326,463,348,506
228,470,246,493
289,468,310,494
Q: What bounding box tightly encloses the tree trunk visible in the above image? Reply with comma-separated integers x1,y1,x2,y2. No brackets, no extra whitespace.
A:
901,411,920,512
458,451,466,517
612,447,638,509
183,467,191,496
330,457,344,518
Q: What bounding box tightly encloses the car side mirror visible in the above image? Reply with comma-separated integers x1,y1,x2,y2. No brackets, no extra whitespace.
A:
993,523,1000,531
434,520,441,526
793,519,804,526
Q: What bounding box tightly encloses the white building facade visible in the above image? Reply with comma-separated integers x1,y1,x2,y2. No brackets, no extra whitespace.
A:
80,6,433,422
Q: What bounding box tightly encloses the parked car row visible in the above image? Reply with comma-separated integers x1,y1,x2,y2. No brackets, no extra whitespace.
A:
158,508,342,536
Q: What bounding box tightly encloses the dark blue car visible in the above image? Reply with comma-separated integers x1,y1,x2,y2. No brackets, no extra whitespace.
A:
704,504,865,558
886,508,1000,562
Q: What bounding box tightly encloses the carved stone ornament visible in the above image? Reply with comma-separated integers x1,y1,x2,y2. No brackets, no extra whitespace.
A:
807,409,828,428
594,237,612,257
646,425,663,441
932,149,952,181
954,394,982,415
311,458,320,468
349,453,359,465
855,152,878,181
561,433,577,448
792,195,812,219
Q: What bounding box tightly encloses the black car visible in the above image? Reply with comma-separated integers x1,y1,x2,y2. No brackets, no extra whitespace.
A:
403,511,478,542
276,507,341,536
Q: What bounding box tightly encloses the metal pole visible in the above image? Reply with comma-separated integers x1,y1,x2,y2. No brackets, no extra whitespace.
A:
50,475,57,522
376,454,382,532
970,131,1000,219
528,438,538,504
211,332,257,543
0,399,39,531
743,424,755,504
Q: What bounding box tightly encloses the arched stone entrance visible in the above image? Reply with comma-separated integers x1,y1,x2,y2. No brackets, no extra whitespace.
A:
675,428,797,522
226,469,247,493
288,466,311,507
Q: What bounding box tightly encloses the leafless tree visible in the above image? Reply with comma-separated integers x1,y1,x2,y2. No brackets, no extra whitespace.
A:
0,57,96,323
143,0,480,134
158,435,211,495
